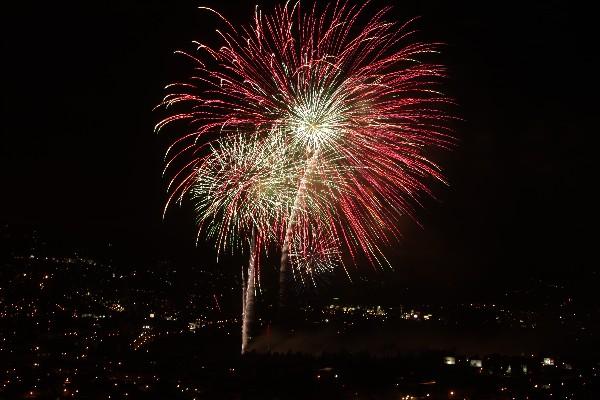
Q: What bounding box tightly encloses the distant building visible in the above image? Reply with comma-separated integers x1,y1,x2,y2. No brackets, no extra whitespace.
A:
444,356,456,365
543,357,555,366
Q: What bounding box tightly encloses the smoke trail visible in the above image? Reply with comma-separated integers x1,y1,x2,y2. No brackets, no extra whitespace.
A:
279,151,319,310
242,231,257,354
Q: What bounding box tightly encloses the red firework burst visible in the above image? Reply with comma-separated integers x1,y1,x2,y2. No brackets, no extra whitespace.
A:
157,0,455,279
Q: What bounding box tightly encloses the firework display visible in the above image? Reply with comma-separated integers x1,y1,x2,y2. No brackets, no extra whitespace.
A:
157,0,453,351
190,133,301,254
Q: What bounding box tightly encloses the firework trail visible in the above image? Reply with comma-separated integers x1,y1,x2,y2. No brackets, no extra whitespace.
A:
212,293,222,313
191,133,299,352
241,230,257,354
157,0,454,350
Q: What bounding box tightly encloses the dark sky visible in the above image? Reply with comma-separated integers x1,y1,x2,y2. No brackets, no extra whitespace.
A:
1,1,595,301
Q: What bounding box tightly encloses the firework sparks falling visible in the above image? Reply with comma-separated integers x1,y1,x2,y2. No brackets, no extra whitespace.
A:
289,225,341,288
157,0,455,349
190,133,301,254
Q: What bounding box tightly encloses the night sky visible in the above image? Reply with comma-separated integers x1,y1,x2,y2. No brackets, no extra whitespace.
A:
1,1,595,302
